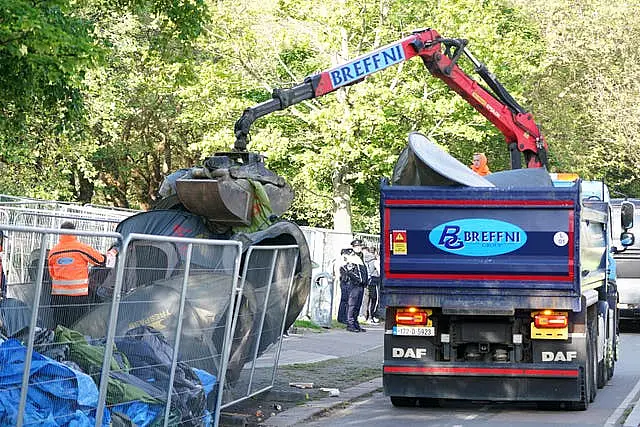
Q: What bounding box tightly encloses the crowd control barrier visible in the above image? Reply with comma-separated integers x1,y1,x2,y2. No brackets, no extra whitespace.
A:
219,245,300,409
0,206,126,284
0,224,300,427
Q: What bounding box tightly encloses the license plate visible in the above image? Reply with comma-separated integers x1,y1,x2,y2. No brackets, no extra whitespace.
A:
392,326,435,336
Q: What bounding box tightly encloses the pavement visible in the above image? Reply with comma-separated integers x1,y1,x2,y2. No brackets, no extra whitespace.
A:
255,322,385,427
623,383,640,427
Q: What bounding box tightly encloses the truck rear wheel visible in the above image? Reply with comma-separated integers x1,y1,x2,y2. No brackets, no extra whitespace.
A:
589,318,598,402
567,324,593,410
390,396,417,407
607,350,616,380
566,365,589,410
597,359,606,388
608,309,618,380
597,313,607,388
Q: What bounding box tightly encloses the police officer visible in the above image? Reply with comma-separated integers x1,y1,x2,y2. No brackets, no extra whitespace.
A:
342,240,368,332
47,221,113,328
360,246,380,324
335,248,351,325
351,239,365,261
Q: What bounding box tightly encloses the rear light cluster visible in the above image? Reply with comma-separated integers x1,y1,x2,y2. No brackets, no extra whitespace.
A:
530,310,569,340
533,310,568,328
395,307,432,326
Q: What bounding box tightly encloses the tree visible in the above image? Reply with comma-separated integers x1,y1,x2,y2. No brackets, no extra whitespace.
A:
217,0,545,232
10,0,640,235
0,0,208,203
511,0,640,196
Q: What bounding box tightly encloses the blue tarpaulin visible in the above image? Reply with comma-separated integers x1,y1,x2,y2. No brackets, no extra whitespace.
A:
0,339,110,426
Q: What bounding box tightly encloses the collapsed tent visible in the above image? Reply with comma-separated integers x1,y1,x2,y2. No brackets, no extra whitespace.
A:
54,325,215,426
6,147,312,404
71,208,311,385
0,324,218,427
77,274,229,375
16,206,311,389
392,132,554,188
0,298,31,337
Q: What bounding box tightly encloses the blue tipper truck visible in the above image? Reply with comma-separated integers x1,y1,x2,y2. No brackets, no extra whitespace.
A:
380,178,634,410
222,27,635,410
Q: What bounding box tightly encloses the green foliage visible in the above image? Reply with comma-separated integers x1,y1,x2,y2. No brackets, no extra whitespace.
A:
0,0,208,203
4,0,640,231
510,0,640,197
0,0,99,197
293,319,322,330
0,0,98,114
234,0,546,230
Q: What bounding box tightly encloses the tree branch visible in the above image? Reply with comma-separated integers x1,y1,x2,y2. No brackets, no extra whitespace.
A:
0,32,29,46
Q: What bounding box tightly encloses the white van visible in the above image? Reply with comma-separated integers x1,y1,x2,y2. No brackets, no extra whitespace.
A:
611,198,640,322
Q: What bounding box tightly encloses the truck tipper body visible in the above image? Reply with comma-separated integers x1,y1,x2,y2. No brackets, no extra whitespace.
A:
380,179,624,409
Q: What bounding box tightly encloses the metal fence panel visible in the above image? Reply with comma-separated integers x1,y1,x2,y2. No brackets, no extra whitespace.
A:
93,233,242,427
0,225,245,427
220,245,299,409
0,225,122,427
1,207,124,284
299,227,379,323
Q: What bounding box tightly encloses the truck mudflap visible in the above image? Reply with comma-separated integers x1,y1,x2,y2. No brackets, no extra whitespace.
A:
383,362,581,402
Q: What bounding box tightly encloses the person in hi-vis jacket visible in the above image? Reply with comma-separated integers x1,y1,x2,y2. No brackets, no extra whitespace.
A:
471,152,491,176
47,221,115,328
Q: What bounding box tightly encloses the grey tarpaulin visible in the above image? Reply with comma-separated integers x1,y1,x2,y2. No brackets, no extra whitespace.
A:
73,216,311,385
392,131,553,188
392,132,494,187
485,167,553,188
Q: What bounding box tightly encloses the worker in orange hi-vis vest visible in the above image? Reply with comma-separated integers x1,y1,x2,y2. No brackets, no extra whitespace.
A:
471,152,491,176
47,221,113,328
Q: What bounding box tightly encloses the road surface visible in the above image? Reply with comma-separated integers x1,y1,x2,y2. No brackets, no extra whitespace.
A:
303,331,640,426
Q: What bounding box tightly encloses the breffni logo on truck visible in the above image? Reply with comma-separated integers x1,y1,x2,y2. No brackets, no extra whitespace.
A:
428,218,527,256
329,43,406,89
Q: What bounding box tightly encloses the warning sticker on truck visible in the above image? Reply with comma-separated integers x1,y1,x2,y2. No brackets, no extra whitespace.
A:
392,230,407,255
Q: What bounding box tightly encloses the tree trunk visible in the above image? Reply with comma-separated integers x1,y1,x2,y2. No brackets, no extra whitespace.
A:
76,170,95,205
332,164,351,233
332,15,353,233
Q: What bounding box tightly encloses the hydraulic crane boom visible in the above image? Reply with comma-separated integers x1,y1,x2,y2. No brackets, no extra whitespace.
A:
233,28,548,169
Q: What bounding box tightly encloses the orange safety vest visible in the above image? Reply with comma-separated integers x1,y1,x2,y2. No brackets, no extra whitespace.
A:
48,235,106,296
471,153,491,176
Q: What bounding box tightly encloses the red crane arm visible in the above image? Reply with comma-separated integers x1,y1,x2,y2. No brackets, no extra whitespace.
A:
234,28,548,169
